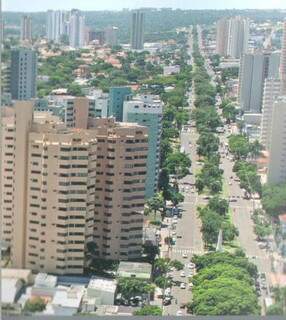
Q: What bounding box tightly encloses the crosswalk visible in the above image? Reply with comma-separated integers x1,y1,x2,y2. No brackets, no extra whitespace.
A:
171,247,203,255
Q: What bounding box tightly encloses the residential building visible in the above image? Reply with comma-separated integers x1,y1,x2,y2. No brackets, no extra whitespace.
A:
260,78,281,149
117,261,152,280
131,10,145,50
10,48,37,100
108,87,132,121
267,97,286,184
1,102,148,273
227,16,249,59
69,9,86,48
280,21,286,94
163,65,180,76
21,15,32,44
47,10,66,43
1,101,97,274
89,118,148,261
216,18,229,56
105,26,119,47
123,95,163,198
86,277,117,305
239,52,280,113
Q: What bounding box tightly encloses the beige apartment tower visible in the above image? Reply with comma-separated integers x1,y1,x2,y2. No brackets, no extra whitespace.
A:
280,21,286,94
1,102,148,274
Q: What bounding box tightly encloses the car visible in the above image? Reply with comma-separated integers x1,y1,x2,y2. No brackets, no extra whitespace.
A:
229,182,232,185
182,253,188,258
176,310,183,316
189,282,194,288
163,298,171,306
180,271,185,277
172,231,177,236
180,282,186,289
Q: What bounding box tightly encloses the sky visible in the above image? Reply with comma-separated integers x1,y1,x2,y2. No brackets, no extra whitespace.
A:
3,0,286,12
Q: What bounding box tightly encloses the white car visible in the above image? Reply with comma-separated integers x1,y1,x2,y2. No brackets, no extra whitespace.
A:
182,253,188,258
180,282,186,289
176,310,183,316
188,263,196,269
180,271,185,277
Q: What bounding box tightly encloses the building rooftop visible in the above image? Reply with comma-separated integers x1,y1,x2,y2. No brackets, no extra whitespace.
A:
34,273,57,288
278,214,286,223
52,285,85,309
88,277,117,293
117,261,152,279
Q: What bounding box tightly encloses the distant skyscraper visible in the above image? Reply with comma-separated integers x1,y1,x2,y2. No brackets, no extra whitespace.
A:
10,48,37,100
47,10,66,43
105,26,119,47
20,15,32,43
267,97,286,184
280,21,286,94
69,9,86,48
108,87,132,121
131,10,145,50
239,52,280,113
123,95,163,198
216,18,229,56
227,16,249,59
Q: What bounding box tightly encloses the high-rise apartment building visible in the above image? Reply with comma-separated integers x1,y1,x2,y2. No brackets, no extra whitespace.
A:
21,15,32,43
105,26,119,47
131,10,145,50
47,10,66,43
227,16,249,59
1,102,148,273
69,9,86,48
280,21,286,94
123,95,163,198
239,52,280,113
267,97,286,184
108,87,132,121
89,118,148,261
215,18,229,56
10,48,37,100
260,78,281,149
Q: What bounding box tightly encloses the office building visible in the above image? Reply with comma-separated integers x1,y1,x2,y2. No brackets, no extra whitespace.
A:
69,9,86,48
267,97,286,184
105,26,119,47
20,15,32,43
1,102,148,273
239,52,280,113
47,10,66,43
227,16,249,59
123,95,163,198
108,87,132,121
280,21,286,94
216,18,229,56
10,48,37,100
131,10,145,50
260,78,281,149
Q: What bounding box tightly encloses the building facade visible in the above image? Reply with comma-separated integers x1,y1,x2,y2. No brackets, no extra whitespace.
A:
69,9,86,48
105,26,119,47
47,10,66,43
123,95,163,198
267,97,286,184
10,48,37,100
131,10,145,50
216,18,229,56
280,21,286,94
239,52,280,113
21,15,32,43
108,87,132,121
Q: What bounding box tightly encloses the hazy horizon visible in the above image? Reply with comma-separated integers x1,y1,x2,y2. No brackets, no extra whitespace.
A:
3,0,286,12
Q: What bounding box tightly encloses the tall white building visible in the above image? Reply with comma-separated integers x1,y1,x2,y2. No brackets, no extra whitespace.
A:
47,10,66,43
260,78,281,149
131,10,145,50
280,21,286,94
69,9,86,48
239,52,280,113
267,97,286,184
227,16,249,59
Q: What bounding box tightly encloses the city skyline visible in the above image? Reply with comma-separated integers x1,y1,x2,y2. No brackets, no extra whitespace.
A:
3,0,286,12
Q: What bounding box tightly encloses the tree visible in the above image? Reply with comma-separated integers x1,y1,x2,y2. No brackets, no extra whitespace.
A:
261,183,286,217
208,196,229,216
200,210,223,246
24,297,46,313
134,306,162,316
164,152,191,178
249,140,262,159
197,132,219,158
117,279,155,300
147,192,165,218
228,135,250,159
